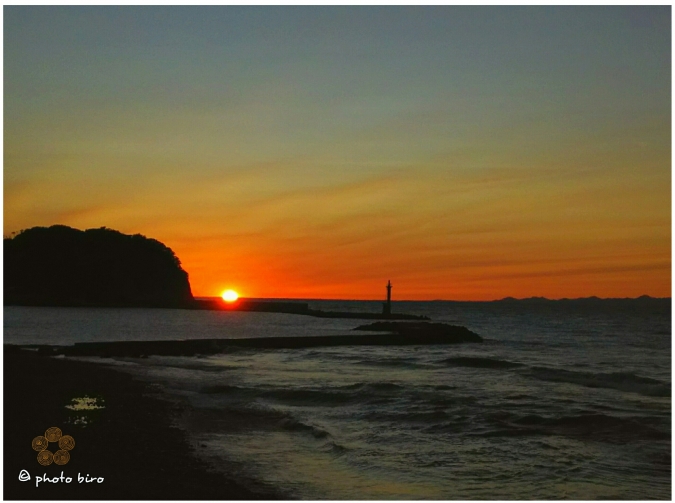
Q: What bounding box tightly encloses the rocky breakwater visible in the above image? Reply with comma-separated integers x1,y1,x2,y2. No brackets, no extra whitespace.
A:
38,321,483,358
353,321,483,344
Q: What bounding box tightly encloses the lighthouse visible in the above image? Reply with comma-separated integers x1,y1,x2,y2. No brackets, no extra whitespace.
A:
382,280,392,315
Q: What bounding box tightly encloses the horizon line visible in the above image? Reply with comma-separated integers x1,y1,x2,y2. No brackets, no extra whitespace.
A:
197,295,671,303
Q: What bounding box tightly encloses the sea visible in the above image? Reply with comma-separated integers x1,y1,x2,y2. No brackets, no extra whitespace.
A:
4,299,672,500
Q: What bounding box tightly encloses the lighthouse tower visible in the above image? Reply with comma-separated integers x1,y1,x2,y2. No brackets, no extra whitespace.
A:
382,280,392,315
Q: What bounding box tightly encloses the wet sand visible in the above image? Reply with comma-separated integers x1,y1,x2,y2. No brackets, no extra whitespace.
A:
4,347,278,500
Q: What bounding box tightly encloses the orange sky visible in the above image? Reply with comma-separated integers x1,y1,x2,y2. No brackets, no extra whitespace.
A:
4,7,671,300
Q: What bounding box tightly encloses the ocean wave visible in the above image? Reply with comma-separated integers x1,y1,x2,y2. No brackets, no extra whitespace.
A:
355,357,426,369
362,408,449,424
503,394,535,401
195,402,299,433
526,367,671,397
440,356,524,369
474,411,669,443
432,384,457,391
523,412,668,442
201,384,247,394
156,362,239,373
262,388,356,405
472,427,542,438
198,402,333,441
323,440,350,457
199,382,404,407
279,417,331,439
200,384,357,406
339,382,405,392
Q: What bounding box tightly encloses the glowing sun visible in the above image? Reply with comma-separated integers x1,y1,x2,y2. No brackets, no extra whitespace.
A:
221,289,239,302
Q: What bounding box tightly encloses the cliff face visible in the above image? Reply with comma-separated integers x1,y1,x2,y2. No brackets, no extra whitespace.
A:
4,226,194,308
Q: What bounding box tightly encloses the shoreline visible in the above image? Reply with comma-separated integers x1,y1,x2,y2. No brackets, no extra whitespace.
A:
4,347,280,500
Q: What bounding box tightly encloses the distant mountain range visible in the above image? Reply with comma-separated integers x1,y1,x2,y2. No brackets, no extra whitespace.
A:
494,295,669,302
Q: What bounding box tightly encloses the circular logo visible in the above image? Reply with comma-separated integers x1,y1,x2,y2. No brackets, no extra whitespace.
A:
31,436,49,452
45,427,62,443
53,450,70,465
37,450,54,466
32,427,76,465
58,435,75,451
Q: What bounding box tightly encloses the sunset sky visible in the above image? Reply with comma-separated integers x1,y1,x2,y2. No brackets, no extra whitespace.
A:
4,6,671,300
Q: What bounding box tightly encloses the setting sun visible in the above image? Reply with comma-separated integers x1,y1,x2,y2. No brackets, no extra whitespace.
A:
221,289,239,302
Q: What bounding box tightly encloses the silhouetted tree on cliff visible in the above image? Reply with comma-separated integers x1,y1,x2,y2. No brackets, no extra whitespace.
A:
4,225,194,307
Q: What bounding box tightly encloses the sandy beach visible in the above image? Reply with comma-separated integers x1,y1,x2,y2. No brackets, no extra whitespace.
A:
4,346,278,500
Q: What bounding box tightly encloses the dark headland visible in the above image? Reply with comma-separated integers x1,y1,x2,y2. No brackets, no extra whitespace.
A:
4,225,193,308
